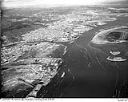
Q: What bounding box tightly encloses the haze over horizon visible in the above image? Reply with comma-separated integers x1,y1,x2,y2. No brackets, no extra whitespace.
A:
2,0,128,8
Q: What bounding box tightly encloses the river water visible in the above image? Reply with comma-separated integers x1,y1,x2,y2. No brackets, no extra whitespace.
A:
37,16,128,98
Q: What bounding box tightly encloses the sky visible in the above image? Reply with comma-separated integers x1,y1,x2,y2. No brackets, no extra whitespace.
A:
2,0,128,8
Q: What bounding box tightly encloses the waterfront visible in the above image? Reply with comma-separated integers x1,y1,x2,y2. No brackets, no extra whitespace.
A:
1,5,128,98
40,16,128,98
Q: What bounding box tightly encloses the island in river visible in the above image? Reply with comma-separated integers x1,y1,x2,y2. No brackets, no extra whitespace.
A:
91,26,128,62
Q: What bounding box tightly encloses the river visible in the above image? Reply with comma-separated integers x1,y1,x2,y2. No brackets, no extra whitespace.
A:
37,16,128,98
